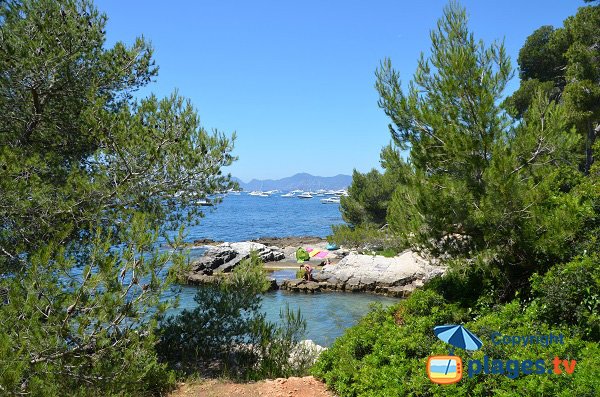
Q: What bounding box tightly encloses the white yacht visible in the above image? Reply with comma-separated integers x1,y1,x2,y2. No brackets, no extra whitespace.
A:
321,197,340,204
196,198,213,206
297,192,313,199
281,192,295,197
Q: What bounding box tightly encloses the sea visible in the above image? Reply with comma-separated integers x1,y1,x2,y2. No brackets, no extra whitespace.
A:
170,193,400,347
180,193,345,242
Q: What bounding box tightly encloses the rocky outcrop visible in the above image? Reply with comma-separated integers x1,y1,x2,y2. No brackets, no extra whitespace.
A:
186,242,285,284
280,251,446,297
289,340,327,371
280,279,323,293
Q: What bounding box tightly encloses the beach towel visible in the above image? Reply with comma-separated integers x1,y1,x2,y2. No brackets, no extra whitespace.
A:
314,251,329,259
309,249,321,258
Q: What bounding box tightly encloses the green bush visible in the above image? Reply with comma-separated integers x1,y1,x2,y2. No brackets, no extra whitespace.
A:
313,290,600,397
312,290,469,396
531,255,600,340
157,252,309,380
330,224,402,253
375,248,399,258
425,258,507,313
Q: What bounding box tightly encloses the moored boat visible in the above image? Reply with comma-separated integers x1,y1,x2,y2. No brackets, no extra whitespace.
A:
320,197,340,204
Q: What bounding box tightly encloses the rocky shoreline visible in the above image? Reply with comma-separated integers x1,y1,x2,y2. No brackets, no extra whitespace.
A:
280,251,445,297
185,238,446,298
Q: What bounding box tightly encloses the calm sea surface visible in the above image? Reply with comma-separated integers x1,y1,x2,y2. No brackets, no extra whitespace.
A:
181,193,345,242
171,193,399,347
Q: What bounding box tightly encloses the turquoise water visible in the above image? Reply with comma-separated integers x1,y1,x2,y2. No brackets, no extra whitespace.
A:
172,270,399,347
168,194,400,347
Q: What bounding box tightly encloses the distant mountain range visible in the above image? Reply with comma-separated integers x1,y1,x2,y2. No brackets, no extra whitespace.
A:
232,173,352,191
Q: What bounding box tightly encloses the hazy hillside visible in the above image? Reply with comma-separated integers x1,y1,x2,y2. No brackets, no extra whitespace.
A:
232,173,352,191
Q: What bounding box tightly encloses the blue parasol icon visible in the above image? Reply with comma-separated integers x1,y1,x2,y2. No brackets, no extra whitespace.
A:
434,324,483,353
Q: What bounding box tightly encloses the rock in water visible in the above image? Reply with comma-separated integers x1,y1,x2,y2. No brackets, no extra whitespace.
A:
186,241,285,284
279,279,324,293
281,251,446,297
190,246,237,275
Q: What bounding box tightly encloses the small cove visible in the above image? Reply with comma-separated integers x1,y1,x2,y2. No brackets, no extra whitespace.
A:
169,269,400,347
165,195,400,347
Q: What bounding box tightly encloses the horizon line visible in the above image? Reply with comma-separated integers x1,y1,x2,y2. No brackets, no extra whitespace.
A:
232,172,352,184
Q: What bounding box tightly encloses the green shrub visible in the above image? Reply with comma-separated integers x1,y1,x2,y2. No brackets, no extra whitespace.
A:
531,255,600,340
157,252,308,380
312,290,469,396
313,290,600,397
375,248,399,258
425,258,504,312
330,224,403,253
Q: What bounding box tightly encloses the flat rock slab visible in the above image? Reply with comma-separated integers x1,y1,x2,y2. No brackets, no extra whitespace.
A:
281,251,446,297
187,241,285,283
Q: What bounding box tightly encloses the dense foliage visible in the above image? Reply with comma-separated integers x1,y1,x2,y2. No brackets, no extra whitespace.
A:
321,1,600,396
335,0,599,298
505,4,600,174
331,149,408,252
157,253,310,380
0,0,235,395
313,277,600,396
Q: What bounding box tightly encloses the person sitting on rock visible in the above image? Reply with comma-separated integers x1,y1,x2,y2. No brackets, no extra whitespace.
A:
300,264,313,281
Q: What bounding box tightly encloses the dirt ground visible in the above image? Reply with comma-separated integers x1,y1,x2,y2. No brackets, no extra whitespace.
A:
171,376,335,397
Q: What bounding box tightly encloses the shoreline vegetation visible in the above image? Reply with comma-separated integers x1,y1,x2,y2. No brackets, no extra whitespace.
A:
311,2,599,397
1,0,598,396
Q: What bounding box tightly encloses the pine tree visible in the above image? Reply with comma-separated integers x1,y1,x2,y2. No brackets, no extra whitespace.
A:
376,1,512,254
505,3,600,173
0,0,235,394
370,1,595,296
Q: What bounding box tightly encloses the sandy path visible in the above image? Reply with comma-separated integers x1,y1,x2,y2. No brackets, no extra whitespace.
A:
171,376,335,397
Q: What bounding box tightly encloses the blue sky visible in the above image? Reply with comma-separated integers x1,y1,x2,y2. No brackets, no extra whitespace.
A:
96,0,582,181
